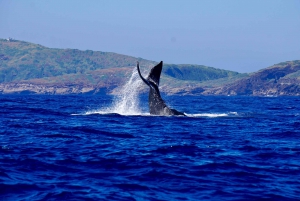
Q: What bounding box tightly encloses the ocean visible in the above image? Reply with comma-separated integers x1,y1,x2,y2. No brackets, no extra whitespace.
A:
0,72,300,200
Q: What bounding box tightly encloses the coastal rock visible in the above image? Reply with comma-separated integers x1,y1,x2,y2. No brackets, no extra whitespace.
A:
0,82,97,95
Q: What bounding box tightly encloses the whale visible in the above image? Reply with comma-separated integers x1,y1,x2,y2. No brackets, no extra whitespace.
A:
137,61,185,116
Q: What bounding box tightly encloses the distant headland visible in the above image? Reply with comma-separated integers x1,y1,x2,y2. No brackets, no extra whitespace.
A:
1,39,299,96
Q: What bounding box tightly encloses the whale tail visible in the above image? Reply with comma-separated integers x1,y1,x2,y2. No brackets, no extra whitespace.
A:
147,61,163,86
136,61,185,116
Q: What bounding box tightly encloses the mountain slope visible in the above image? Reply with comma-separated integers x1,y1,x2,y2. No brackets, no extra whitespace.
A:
163,64,240,81
204,60,300,96
2,39,299,96
0,39,244,95
0,39,155,83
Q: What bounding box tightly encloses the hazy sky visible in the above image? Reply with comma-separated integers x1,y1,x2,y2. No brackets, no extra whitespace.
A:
1,0,300,72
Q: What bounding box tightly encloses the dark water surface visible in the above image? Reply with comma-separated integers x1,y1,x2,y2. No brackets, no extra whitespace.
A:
0,95,299,200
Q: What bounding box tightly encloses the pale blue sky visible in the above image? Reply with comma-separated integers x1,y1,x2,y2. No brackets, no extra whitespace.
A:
1,0,300,72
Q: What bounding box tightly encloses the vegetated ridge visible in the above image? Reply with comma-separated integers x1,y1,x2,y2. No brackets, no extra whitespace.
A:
204,60,300,96
1,38,299,96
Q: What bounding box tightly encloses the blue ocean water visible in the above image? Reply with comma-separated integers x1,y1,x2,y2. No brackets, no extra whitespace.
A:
0,94,300,201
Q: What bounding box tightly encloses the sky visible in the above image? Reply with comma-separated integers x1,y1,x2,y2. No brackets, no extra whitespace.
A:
1,0,300,73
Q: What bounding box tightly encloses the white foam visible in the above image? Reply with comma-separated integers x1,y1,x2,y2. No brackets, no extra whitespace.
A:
73,111,240,118
81,109,150,116
186,113,228,118
185,111,240,118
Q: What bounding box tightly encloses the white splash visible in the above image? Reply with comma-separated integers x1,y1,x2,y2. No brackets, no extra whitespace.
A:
82,68,147,116
109,69,144,115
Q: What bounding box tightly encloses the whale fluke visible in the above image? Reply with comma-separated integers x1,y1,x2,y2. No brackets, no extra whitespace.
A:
147,61,162,86
137,61,185,116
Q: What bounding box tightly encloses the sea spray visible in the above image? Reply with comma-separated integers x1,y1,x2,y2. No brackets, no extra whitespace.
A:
108,68,144,115
82,67,147,116
111,70,142,114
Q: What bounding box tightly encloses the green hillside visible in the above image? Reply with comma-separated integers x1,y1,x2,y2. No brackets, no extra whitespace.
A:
0,39,154,83
163,64,240,81
3,38,299,96
204,60,300,96
0,38,246,95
